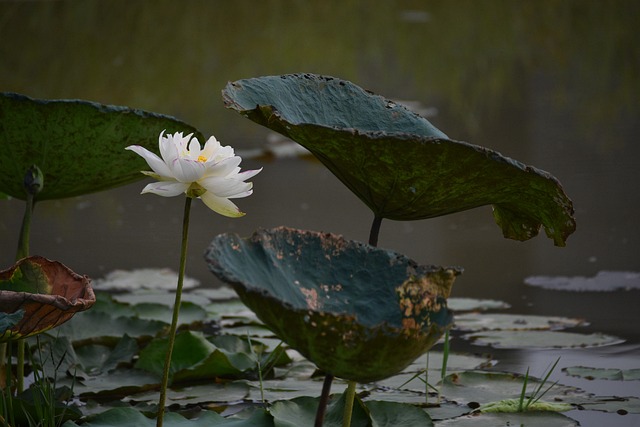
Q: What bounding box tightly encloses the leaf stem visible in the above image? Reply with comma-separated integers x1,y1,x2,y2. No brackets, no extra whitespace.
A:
342,381,357,427
13,193,35,394
156,196,192,427
368,215,383,246
315,374,334,427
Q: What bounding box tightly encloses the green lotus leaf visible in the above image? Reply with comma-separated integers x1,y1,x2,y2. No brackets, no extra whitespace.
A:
205,226,461,383
53,310,166,344
436,412,579,427
563,366,640,381
59,406,270,427
222,73,575,246
135,331,279,383
462,330,624,349
0,256,95,341
0,92,203,200
439,371,584,407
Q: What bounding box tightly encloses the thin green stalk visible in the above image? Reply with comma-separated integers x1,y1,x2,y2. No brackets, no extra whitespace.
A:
438,330,450,404
517,367,530,412
14,192,35,394
156,197,192,427
1,341,14,427
342,381,357,427
246,334,265,404
525,357,561,410
425,352,430,403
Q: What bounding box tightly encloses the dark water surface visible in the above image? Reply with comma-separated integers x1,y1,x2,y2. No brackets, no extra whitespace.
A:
1,1,639,425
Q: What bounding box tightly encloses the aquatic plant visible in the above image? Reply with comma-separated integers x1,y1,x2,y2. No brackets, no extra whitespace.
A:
219,73,576,425
0,92,203,424
126,131,261,427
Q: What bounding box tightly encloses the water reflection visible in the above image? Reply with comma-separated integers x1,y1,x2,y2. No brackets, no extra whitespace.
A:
1,1,639,411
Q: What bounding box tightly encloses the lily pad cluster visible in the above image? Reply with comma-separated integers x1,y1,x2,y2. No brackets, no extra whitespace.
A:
8,282,633,426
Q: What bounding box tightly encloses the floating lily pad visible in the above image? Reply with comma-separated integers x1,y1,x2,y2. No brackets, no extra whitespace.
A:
447,298,510,312
378,351,493,392
60,406,272,427
462,330,624,349
131,302,207,325
436,412,578,427
111,290,211,307
69,368,160,399
573,396,640,414
563,366,640,381
524,271,640,292
122,381,250,407
54,310,166,344
205,226,460,383
270,393,433,427
0,256,95,341
94,269,200,292
439,371,583,407
0,92,203,200
454,313,586,332
135,331,283,383
223,73,575,246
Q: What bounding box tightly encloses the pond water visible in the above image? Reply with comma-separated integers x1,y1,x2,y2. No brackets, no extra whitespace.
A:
1,1,639,426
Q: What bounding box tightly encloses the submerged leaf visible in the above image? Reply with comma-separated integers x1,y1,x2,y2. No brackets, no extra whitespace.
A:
223,73,575,246
0,92,203,200
205,227,460,383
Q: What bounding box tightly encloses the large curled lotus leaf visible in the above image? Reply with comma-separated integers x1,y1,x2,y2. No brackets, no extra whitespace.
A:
205,226,461,383
222,73,575,246
0,256,95,341
0,92,204,200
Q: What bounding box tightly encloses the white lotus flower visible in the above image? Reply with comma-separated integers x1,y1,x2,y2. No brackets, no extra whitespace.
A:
126,131,261,217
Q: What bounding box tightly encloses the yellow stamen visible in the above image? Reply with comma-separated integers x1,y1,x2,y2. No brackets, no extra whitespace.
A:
197,155,207,163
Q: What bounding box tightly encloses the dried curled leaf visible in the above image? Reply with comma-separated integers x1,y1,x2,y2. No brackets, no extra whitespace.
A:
0,256,96,341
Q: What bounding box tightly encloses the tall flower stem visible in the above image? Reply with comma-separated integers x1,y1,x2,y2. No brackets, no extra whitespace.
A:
156,196,192,427
315,215,384,426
